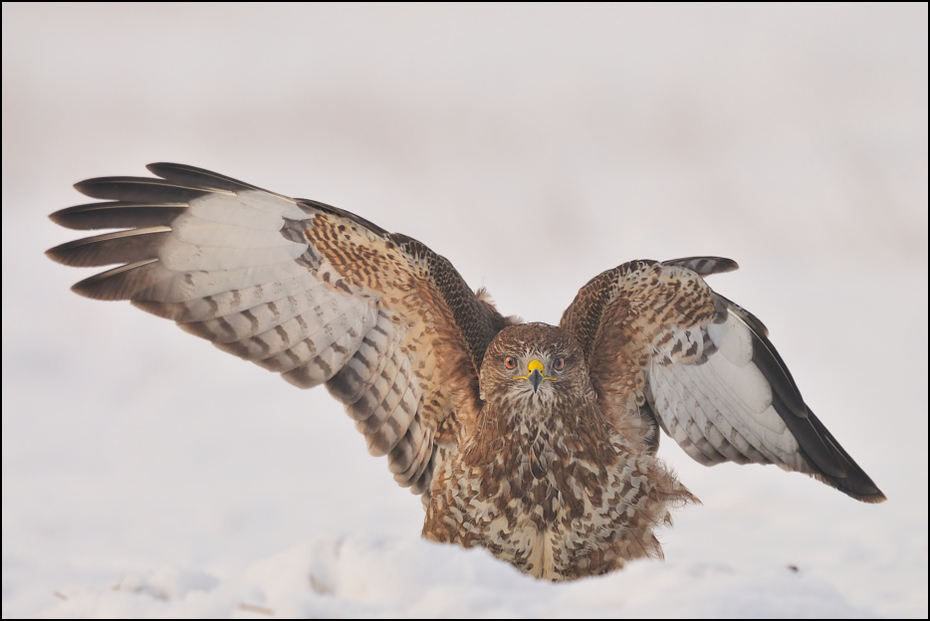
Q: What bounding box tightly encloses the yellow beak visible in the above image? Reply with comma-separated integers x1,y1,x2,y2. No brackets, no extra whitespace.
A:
516,358,555,393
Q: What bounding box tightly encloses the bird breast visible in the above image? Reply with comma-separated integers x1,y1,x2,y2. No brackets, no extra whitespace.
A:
423,400,650,580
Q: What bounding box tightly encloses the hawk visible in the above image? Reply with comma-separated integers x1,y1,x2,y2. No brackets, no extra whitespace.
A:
46,163,885,581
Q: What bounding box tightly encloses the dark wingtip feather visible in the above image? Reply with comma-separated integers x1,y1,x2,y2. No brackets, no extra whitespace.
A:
49,201,186,231
812,471,886,503
44,227,171,267
69,259,161,300
146,162,273,194
741,306,886,504
714,293,884,504
74,176,216,203
803,408,887,503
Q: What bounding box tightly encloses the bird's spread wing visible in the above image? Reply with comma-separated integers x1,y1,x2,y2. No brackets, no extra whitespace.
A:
559,257,885,503
47,163,507,495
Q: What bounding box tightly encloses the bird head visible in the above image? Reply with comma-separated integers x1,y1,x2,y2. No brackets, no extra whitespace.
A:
479,323,590,415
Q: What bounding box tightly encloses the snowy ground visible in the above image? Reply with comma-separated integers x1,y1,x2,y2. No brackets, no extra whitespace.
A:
3,4,927,618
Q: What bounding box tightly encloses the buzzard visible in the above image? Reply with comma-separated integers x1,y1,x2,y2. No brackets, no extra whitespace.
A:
46,163,885,581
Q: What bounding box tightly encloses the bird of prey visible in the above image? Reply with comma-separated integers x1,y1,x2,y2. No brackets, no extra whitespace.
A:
46,163,885,581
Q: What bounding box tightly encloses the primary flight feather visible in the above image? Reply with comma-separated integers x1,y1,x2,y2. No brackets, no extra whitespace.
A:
47,163,884,581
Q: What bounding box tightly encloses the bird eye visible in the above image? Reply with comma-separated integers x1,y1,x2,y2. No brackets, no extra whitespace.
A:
504,356,517,370
553,357,565,371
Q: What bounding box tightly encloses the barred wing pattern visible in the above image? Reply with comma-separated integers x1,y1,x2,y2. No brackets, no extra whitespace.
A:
46,163,506,495
560,257,885,503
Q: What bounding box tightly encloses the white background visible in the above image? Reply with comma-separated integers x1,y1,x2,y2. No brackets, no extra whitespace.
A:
3,4,927,617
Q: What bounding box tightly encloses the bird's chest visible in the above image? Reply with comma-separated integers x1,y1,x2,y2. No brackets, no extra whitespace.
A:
424,430,620,579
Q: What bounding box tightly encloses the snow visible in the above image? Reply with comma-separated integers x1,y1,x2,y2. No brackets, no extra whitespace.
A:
3,4,927,618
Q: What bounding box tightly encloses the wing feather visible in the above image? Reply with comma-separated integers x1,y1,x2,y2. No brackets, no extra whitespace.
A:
45,227,173,267
47,163,508,497
355,352,413,437
49,201,187,230
71,259,164,300
327,310,397,405
560,257,885,503
73,176,217,203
